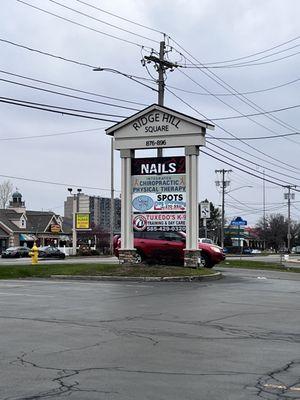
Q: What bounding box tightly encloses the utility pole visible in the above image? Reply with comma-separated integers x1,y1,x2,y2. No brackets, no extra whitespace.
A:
263,169,266,250
284,186,296,252
215,169,232,248
143,41,178,157
110,137,114,255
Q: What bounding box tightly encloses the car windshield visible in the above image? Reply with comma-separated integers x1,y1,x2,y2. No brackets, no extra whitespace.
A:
6,247,19,251
39,246,51,251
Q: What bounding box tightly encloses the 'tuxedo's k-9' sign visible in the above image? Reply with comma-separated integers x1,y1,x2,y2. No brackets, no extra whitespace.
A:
132,157,186,232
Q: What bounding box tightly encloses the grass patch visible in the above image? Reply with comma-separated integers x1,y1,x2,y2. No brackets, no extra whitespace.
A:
220,259,300,273
0,262,215,280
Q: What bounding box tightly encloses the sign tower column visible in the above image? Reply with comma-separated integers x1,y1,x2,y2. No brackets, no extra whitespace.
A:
184,146,200,266
119,149,137,263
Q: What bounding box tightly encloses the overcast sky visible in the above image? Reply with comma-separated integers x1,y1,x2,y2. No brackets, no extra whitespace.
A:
1,0,299,226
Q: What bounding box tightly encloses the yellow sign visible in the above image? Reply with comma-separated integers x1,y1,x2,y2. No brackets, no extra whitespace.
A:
75,213,90,230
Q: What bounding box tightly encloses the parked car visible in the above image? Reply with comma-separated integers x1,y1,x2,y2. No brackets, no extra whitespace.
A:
38,246,65,259
198,238,214,244
242,247,252,255
291,246,300,254
1,246,30,258
113,231,225,268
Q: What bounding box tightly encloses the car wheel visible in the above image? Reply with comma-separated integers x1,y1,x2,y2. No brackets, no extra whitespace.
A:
134,251,144,264
199,253,212,268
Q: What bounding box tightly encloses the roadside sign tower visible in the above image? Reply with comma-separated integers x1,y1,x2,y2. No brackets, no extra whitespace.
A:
106,104,214,267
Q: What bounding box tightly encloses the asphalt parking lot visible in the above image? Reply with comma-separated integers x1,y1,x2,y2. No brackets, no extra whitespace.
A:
0,268,299,399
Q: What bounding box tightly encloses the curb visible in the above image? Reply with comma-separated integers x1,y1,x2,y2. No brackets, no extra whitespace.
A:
50,272,222,282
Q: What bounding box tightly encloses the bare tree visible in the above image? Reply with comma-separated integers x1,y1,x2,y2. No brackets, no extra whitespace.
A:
0,180,13,209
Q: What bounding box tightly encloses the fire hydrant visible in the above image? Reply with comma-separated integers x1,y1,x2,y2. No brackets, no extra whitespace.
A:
29,242,39,265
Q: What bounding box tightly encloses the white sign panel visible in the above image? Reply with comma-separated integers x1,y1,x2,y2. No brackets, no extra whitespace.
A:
200,202,211,219
132,174,186,194
132,193,186,213
133,213,186,232
131,156,186,232
106,105,212,150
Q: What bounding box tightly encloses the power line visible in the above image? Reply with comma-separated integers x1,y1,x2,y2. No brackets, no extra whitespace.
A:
0,39,158,92
207,141,300,182
0,173,120,192
0,69,151,107
170,41,300,150
202,149,288,189
17,0,153,50
166,87,300,174
207,103,300,121
0,98,120,122
74,0,165,35
192,34,300,65
167,77,300,97
182,43,300,68
177,68,300,150
0,127,105,141
206,144,300,186
0,96,127,118
0,38,95,69
208,131,300,141
172,38,300,139
0,77,142,112
48,0,160,44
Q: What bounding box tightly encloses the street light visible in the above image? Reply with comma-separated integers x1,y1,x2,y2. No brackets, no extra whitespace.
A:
67,188,82,256
93,67,157,92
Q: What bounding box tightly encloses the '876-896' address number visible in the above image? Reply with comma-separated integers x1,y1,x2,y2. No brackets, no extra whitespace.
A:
145,140,166,147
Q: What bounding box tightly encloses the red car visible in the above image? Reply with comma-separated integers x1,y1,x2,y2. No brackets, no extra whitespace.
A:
113,231,225,268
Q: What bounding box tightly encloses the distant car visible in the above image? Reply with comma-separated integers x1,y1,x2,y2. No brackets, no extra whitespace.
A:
113,231,225,268
198,238,214,244
291,246,300,254
1,246,30,258
251,249,262,254
38,246,65,259
242,247,252,255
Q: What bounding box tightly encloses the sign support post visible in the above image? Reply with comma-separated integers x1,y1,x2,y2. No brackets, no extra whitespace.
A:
184,146,200,266
119,149,137,263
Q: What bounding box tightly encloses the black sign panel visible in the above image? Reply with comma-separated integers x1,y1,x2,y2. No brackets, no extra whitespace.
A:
132,156,185,176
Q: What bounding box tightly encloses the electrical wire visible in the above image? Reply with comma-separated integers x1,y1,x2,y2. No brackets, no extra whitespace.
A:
0,37,95,68
205,145,300,187
74,0,165,35
197,34,300,64
207,141,300,182
0,98,120,122
167,77,300,97
48,0,160,44
0,69,152,107
201,148,288,189
206,103,300,121
0,173,120,192
0,38,158,93
171,39,300,142
0,77,142,112
166,87,300,174
208,131,300,140
0,127,105,141
182,43,300,68
0,96,127,118
177,69,300,150
17,0,154,51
